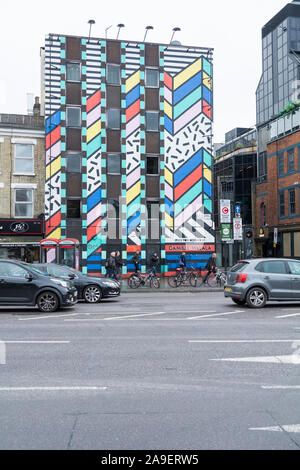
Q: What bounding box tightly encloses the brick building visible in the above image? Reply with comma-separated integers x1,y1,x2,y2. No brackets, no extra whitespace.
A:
0,101,45,262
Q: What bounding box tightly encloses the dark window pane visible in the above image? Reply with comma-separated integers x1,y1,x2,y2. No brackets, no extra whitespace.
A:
262,261,286,274
107,109,121,129
288,149,295,172
66,107,81,127
146,112,159,131
107,65,120,85
107,154,121,174
147,156,159,175
146,69,159,87
66,63,81,81
66,154,81,173
67,200,81,218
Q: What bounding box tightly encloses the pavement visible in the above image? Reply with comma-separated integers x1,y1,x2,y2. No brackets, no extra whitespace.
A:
1,291,300,450
119,277,223,293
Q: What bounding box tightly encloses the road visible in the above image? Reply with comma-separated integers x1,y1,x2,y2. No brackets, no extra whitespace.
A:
0,291,300,450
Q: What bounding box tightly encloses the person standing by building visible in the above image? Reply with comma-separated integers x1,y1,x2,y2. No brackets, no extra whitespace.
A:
149,252,159,277
107,252,117,279
132,250,141,274
203,253,217,284
179,252,187,272
115,251,123,281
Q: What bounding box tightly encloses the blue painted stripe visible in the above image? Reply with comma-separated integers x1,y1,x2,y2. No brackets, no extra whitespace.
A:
204,179,212,197
127,211,141,235
173,72,202,106
126,85,140,108
87,135,101,158
166,255,210,261
167,262,208,269
87,188,102,211
203,85,212,105
164,115,173,134
87,255,102,262
174,150,202,186
165,197,174,217
87,264,102,270
46,110,61,134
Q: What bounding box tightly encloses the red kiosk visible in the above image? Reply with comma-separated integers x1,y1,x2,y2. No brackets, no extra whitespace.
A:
40,238,80,270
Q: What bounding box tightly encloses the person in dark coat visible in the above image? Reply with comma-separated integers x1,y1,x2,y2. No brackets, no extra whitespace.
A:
179,252,187,272
203,253,217,284
115,251,123,281
149,252,159,277
107,252,117,279
132,251,140,273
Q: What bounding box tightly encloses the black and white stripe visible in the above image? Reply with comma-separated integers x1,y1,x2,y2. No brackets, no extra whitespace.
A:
126,43,141,77
163,47,212,76
44,36,62,118
86,41,101,94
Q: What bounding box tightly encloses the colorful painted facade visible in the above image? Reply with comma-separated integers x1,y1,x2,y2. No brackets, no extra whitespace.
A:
44,35,214,275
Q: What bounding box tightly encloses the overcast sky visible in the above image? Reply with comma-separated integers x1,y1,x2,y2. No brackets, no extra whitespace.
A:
0,0,289,142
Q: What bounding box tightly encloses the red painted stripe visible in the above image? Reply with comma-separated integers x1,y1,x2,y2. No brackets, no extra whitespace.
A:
87,218,101,242
174,166,202,201
127,245,141,253
164,72,173,90
126,100,140,122
46,125,61,150
87,90,101,113
45,211,61,236
203,100,212,119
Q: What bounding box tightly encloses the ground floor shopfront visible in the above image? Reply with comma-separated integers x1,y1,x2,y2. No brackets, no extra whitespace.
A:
0,219,44,263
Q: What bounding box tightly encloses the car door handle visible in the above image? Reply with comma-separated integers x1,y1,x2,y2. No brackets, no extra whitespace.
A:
264,276,270,280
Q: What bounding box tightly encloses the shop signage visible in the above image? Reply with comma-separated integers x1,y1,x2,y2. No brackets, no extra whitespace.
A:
221,224,232,242
0,220,43,236
233,218,243,241
165,244,215,253
220,200,231,224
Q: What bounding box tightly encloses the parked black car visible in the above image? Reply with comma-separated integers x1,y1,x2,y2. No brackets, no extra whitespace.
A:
33,264,120,303
0,260,77,312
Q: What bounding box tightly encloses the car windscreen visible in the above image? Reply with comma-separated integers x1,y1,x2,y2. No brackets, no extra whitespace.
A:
230,262,249,273
24,264,49,276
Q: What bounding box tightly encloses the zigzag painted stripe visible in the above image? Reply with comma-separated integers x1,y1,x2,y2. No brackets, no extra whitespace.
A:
173,58,202,90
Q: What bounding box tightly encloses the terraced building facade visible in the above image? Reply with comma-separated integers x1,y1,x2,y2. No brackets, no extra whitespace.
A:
43,34,214,275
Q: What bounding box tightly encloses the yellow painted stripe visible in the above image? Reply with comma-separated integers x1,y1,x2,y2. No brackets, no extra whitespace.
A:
127,181,141,205
164,101,172,119
174,58,202,90
87,120,101,143
46,156,61,181
165,213,173,230
204,166,212,183
48,227,61,240
165,168,173,186
126,70,140,94
203,71,212,90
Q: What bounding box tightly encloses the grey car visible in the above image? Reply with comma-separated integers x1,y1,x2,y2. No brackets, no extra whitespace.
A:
224,258,300,308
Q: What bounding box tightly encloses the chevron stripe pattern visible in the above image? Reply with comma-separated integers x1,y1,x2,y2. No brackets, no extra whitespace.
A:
45,109,62,258
164,55,214,244
86,89,102,272
126,70,141,248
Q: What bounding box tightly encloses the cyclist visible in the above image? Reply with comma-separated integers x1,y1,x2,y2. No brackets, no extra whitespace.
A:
132,250,140,274
203,253,217,284
179,252,187,273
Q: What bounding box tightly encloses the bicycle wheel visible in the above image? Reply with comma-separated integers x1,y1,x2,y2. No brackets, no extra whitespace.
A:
207,273,218,288
196,273,205,288
189,272,197,288
128,275,140,289
168,275,181,288
151,277,160,289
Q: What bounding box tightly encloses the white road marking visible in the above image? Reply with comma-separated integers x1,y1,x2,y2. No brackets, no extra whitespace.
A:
2,341,70,344
250,425,300,433
188,310,244,320
0,387,107,392
17,312,82,321
104,312,166,320
64,318,228,322
189,340,300,344
276,312,300,319
211,355,300,364
262,385,300,390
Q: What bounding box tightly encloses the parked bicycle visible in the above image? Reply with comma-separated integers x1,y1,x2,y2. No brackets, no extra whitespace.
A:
197,268,227,288
127,270,160,289
167,267,198,288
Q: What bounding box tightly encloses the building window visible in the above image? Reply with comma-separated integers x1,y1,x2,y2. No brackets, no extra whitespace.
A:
15,189,33,218
279,192,285,218
278,152,285,176
67,199,81,218
287,149,295,173
146,156,159,175
289,189,296,216
66,153,81,173
258,151,267,178
107,154,121,174
145,69,159,88
106,64,120,85
14,144,34,174
146,111,159,131
66,63,81,82
107,198,120,240
261,203,266,227
107,109,121,130
66,107,81,127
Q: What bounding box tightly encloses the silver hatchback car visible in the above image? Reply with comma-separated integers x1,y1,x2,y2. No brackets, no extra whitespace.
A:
224,258,300,308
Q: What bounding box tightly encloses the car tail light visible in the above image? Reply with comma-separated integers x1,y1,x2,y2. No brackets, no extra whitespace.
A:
236,273,248,283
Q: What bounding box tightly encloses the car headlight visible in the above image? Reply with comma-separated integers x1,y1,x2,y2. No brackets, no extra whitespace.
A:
51,278,69,288
102,281,118,288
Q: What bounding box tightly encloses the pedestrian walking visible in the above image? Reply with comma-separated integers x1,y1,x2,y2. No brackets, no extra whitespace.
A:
179,252,187,272
115,251,123,281
149,252,159,277
106,252,117,279
203,253,217,284
132,250,141,274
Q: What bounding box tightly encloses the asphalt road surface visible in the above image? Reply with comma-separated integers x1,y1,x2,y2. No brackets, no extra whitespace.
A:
0,291,300,450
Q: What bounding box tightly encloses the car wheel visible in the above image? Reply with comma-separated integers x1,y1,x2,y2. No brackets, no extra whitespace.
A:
232,298,246,306
37,291,59,313
83,285,102,303
246,287,267,309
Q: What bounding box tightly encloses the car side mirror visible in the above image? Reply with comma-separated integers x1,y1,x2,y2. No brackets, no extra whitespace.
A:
68,274,76,280
25,273,33,282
